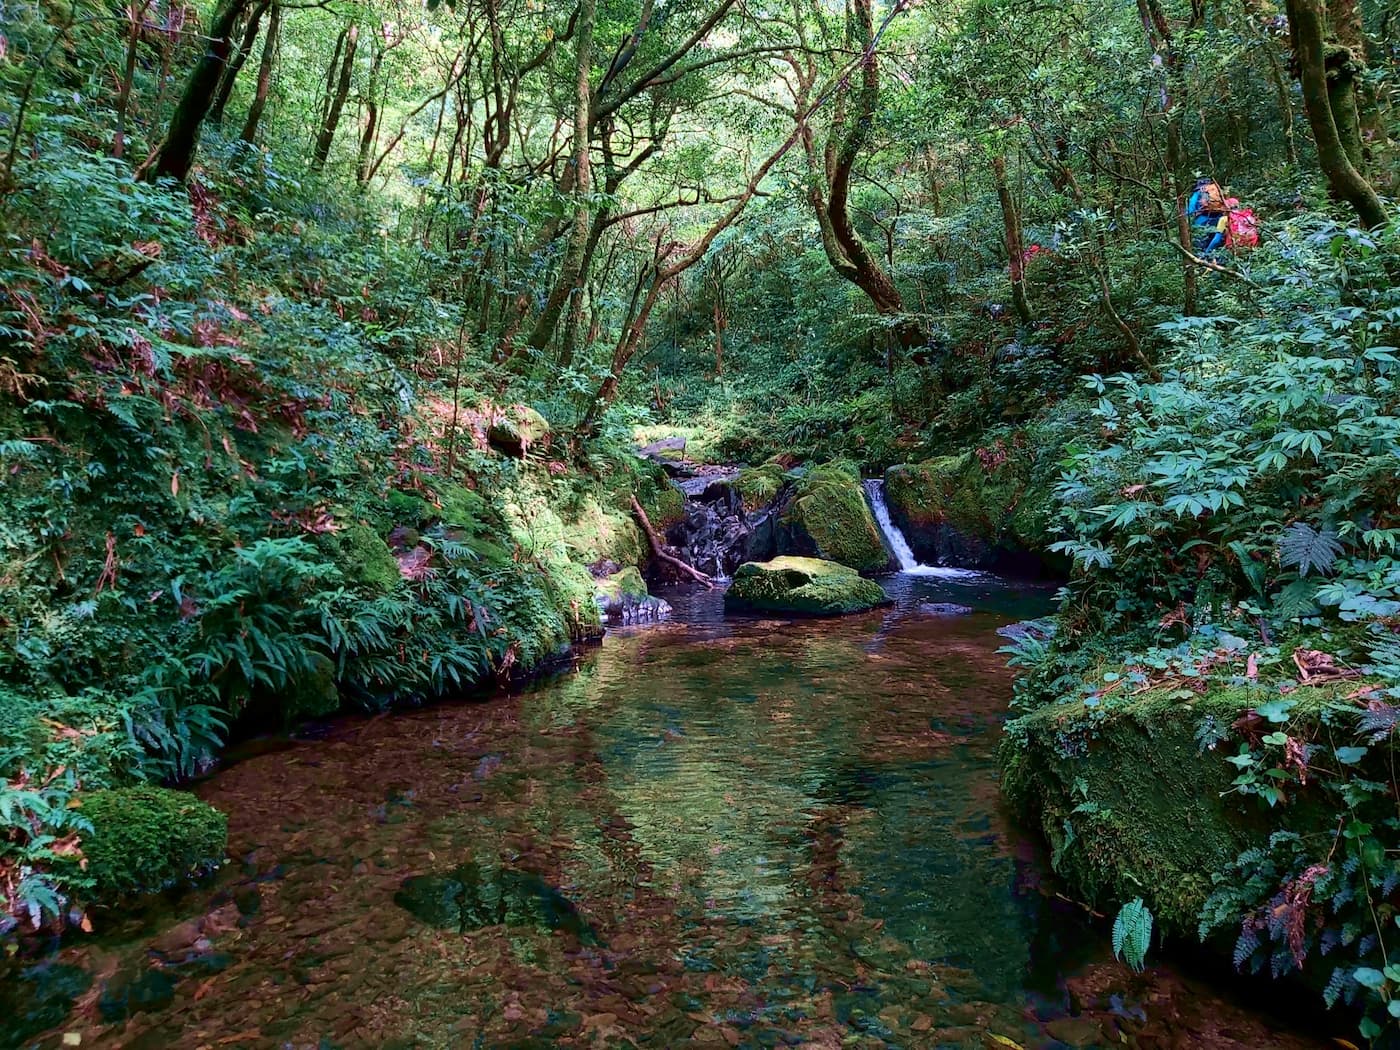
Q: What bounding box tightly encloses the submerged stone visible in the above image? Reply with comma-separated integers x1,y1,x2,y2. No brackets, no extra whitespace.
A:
393,862,598,944
0,962,91,1045
723,556,890,616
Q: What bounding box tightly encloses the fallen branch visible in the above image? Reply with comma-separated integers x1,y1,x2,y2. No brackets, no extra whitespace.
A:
1168,239,1262,289
629,494,713,589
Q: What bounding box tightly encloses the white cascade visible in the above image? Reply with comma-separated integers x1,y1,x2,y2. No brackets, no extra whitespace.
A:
862,479,984,578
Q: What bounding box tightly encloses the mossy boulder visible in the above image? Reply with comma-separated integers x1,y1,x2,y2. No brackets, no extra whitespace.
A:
325,521,400,594
1000,683,1351,934
488,405,550,457
724,556,890,616
594,566,671,623
78,787,227,902
884,448,1055,570
780,462,890,574
735,461,787,514
284,653,339,720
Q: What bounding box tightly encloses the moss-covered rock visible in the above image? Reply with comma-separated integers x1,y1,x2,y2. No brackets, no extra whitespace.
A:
781,462,890,574
724,556,890,616
735,461,787,513
325,521,400,594
594,566,671,623
884,447,1055,569
488,405,551,457
1000,684,1348,934
78,787,227,902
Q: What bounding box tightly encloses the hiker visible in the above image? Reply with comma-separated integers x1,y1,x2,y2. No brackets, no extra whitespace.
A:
1188,177,1228,254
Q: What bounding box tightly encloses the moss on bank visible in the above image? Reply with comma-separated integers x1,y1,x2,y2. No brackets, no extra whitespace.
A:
735,461,787,513
884,444,1055,558
1000,682,1354,934
783,462,889,573
724,556,890,616
77,787,227,902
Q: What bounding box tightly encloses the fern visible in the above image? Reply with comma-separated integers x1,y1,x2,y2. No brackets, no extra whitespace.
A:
1278,522,1343,577
1112,898,1153,972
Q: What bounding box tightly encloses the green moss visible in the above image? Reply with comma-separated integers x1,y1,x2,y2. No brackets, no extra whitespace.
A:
78,787,227,901
1000,683,1352,933
784,462,888,573
326,521,399,594
735,462,786,513
594,566,649,606
437,482,491,532
724,556,890,616
488,405,551,457
284,653,339,720
384,489,435,528
885,447,1054,552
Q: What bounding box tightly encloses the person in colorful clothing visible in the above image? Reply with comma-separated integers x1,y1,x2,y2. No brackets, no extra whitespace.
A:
1187,177,1228,254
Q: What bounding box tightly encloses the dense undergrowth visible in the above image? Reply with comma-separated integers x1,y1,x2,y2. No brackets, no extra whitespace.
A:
998,221,1400,1038
0,138,670,940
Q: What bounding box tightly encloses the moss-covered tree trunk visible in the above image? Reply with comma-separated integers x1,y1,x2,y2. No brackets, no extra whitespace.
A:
1286,0,1388,228
526,0,595,353
208,0,269,125
146,0,249,182
802,0,921,347
991,153,1033,325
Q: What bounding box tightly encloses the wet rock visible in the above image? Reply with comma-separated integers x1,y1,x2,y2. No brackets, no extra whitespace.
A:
594,567,672,624
394,862,598,945
724,557,890,617
0,962,91,1046
1044,1016,1107,1046
919,602,974,616
149,917,204,956
97,966,178,1022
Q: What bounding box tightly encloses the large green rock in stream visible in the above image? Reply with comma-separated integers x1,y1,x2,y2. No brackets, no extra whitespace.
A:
781,461,890,573
999,681,1371,935
884,448,1055,570
724,556,890,616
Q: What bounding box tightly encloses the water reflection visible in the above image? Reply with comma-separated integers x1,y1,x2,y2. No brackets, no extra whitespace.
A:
5,577,1325,1049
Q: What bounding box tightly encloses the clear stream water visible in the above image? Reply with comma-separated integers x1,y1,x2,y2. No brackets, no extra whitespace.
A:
4,575,1329,1049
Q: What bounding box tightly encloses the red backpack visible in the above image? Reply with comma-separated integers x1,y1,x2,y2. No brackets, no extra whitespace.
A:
1225,204,1259,249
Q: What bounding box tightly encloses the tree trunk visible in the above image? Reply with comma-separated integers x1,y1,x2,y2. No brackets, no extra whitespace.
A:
208,0,268,124
112,0,153,159
1286,0,1388,227
355,44,385,184
803,0,919,345
146,0,248,182
239,2,280,143
991,153,1033,325
312,23,358,170
526,0,596,352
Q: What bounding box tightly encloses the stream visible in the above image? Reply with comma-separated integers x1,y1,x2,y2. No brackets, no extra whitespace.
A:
4,573,1330,1049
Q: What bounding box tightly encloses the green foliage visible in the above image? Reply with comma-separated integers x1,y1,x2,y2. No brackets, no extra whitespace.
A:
1112,898,1153,972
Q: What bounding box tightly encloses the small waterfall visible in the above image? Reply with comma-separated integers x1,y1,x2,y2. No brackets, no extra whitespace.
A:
864,479,920,571
863,479,985,578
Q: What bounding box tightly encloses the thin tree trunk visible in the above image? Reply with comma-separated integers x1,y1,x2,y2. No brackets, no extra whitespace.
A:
991,153,1033,325
526,0,596,352
1137,0,1197,316
238,2,279,143
113,0,153,159
312,23,358,170
1286,0,1388,227
355,44,385,184
209,0,268,124
145,0,248,182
